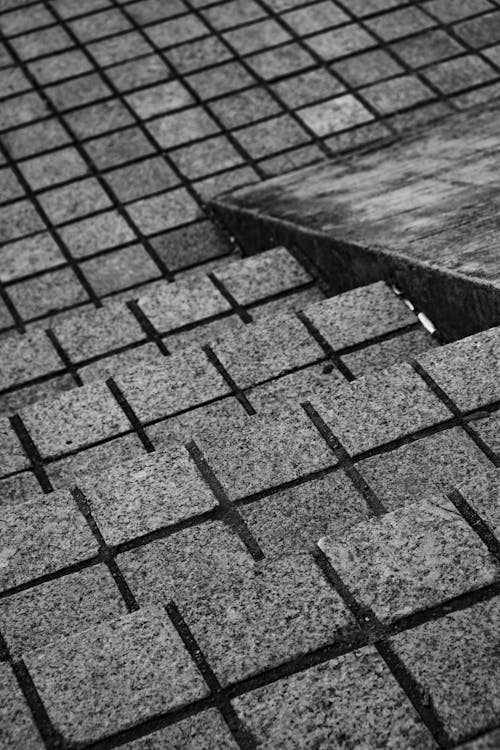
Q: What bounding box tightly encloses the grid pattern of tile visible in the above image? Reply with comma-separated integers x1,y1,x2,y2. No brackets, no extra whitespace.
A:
2,0,500,339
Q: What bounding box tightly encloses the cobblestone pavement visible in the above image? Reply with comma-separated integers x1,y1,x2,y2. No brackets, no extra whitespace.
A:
2,1,500,749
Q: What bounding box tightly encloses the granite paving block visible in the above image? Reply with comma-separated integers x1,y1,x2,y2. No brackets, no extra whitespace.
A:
250,287,324,321
25,606,209,745
50,301,144,362
149,221,232,271
19,147,87,191
45,72,112,113
457,466,500,540
106,54,171,92
7,267,89,321
0,3,53,35
184,554,355,685
167,315,245,352
362,74,435,114
283,1,348,34
191,61,257,100
313,363,451,455
0,662,43,750
391,29,465,67
342,328,436,377
470,410,500,456
78,343,166,384
2,118,70,161
211,313,322,388
213,246,311,304
27,49,92,85
122,710,238,749
83,127,155,169
0,417,29,476
145,14,209,48
234,114,310,161
126,80,193,119
147,106,220,149
272,67,345,109
423,0,493,23
58,210,136,258
202,0,265,29
454,10,500,48
333,48,405,86
0,472,43,507
0,565,127,658
298,94,374,136
366,7,435,40
0,299,14,331
0,91,47,131
115,347,230,422
0,374,75,417
0,199,45,245
224,18,291,56
81,446,217,545
20,381,130,458
80,244,159,295
391,597,500,741
418,327,500,411
88,31,154,67
233,647,436,749
197,409,336,500
194,165,259,202
357,427,493,510
306,24,377,60
38,178,111,226
425,55,497,94
127,0,187,24
0,232,63,283
0,164,24,201
320,495,499,623
137,274,229,333
69,8,132,42
103,156,179,203
168,35,233,73
119,521,253,607
0,330,61,390
64,99,134,140
125,188,200,235
171,135,244,180
304,281,415,350
0,489,98,590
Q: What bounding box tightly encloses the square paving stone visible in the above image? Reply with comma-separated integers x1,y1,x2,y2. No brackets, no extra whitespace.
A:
187,62,256,99
69,8,132,42
418,327,500,411
272,67,345,109
202,0,265,29
0,199,45,245
470,410,500,456
25,606,209,745
425,55,497,95
196,409,337,500
122,710,238,749
424,0,493,23
320,495,499,623
313,363,451,455
19,147,88,191
80,244,160,295
0,662,43,750
125,188,200,235
45,72,112,112
149,221,232,271
240,470,370,557
50,301,145,362
20,381,130,458
234,114,310,161
0,330,62,391
334,48,405,87
0,232,63,283
78,343,166,384
106,54,172,92
167,315,245,352
147,107,220,149
250,287,325,321
127,0,189,24
224,18,291,56
38,179,111,226
213,246,311,305
7,267,89,321
362,75,434,115
233,647,436,749
88,31,153,67
390,29,466,68
119,521,253,607
208,87,281,129
0,564,127,658
103,156,180,204
145,14,209,48
167,35,233,73
80,446,217,545
0,489,98,590
454,10,500,47
137,274,230,333
307,24,377,60
125,80,193,119
58,210,136,259
0,472,43,507
357,427,493,510
115,347,230,423
83,127,155,169
171,135,244,180
0,417,29,475
211,313,323,388
298,94,373,136
304,281,416,350
283,1,349,34
64,99,134,140
391,597,500,742
183,554,356,686
27,49,92,85
342,328,437,377
366,6,434,40
247,42,316,80
457,466,500,540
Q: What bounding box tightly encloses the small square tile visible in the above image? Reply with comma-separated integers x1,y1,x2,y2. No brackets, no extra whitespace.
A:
0,489,98,590
457,466,500,539
391,29,465,67
298,94,373,135
0,66,31,98
11,26,72,60
126,80,193,119
424,55,497,94
87,31,153,66
283,1,349,34
8,267,89,321
246,42,315,80
83,127,155,169
167,35,233,73
211,88,281,131
52,0,111,16
147,106,220,149
183,554,355,685
366,7,435,41
194,165,259,201
0,3,53,36
0,199,45,244
341,328,436,377
78,343,165,384
126,0,187,24
171,135,244,179
0,329,61,391
38,179,111,226
0,565,127,658
125,188,200,234
0,416,29,475
27,49,92,85
167,315,245,352
250,287,325,322
45,72,112,112
80,446,217,544
197,409,336,500
391,598,500,741
0,472,43,507
224,19,291,55
69,8,132,42
362,74,434,114
454,10,500,48
418,327,500,411
423,0,493,23
0,374,75,418
313,363,451,455
145,13,209,48
2,118,70,160
106,54,171,92
58,210,136,259
20,381,130,458
80,244,160,295
25,606,208,745
150,220,232,271
64,99,134,140
115,347,229,422
202,0,265,30
187,61,257,98
19,147,88,191
307,24,376,60
0,662,43,749
333,48,404,86
272,67,345,108
0,232,63,283
234,114,310,160
470,410,500,456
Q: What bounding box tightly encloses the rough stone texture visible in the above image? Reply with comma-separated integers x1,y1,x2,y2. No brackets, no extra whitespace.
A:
456,729,500,749
357,427,493,510
78,343,166,384
0,372,76,417
0,330,62,391
304,281,416,349
250,286,324,322
122,710,238,749
183,554,356,685
391,597,500,741
81,447,217,545
197,410,337,500
233,647,436,749
0,489,98,590
115,347,230,422
314,363,450,455
0,417,29,475
0,662,43,750
20,382,130,458
342,328,437,377
0,471,43,507
320,495,499,623
457,467,500,540
0,565,127,658
470,410,500,456
25,606,209,745
167,315,245,353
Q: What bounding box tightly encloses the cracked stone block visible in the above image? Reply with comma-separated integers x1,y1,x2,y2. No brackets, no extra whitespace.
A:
457,466,500,539
211,314,322,388
78,343,166,384
0,471,42,507
304,282,415,350
197,409,336,500
122,709,238,749
357,427,493,510
0,232,63,283
313,363,451,455
0,662,43,749
137,274,230,333
233,647,436,748
240,471,370,557
81,446,217,545
115,347,229,422
391,597,500,742
183,554,356,686
0,565,127,658
51,301,145,362
320,495,499,623
0,489,98,591
20,381,130,458
342,328,437,376
119,521,253,608
418,327,500,411
213,247,311,304
0,330,61,391
25,606,209,745
0,417,29,475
